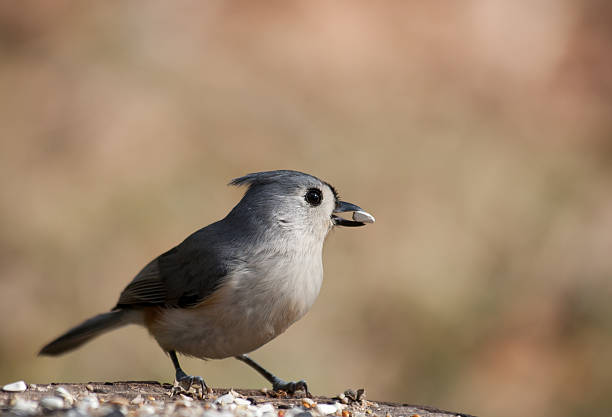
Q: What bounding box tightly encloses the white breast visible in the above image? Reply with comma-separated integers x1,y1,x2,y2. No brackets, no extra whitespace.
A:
150,242,324,359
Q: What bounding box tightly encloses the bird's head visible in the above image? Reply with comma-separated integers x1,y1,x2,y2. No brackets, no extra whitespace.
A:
228,170,374,242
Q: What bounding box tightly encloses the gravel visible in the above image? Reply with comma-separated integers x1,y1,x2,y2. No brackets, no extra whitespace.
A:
0,381,474,417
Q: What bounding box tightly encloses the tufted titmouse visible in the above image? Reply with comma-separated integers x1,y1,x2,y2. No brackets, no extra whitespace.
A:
40,170,374,395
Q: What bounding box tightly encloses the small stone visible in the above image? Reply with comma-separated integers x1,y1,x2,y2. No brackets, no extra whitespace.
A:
295,412,313,417
11,398,39,415
41,396,65,410
137,405,156,416
229,388,242,397
130,395,144,405
342,411,351,417
334,402,347,411
234,397,251,406
3,380,27,392
86,384,94,392
302,397,315,408
315,404,338,415
109,396,130,407
56,386,74,406
175,399,192,408
258,403,275,414
98,405,124,417
77,394,100,411
215,392,235,405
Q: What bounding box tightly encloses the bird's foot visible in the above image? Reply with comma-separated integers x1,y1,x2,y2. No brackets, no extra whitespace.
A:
173,370,208,398
272,378,311,397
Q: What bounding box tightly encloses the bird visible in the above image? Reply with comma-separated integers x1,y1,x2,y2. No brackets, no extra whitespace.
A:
39,170,375,396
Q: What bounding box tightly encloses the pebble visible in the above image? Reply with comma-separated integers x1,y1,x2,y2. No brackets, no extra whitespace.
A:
130,394,144,405
216,392,236,405
10,397,39,414
98,405,124,417
258,403,275,414
40,396,65,410
56,386,75,406
3,385,377,417
175,399,193,408
302,397,315,408
109,396,130,407
137,405,156,416
315,404,338,416
3,380,27,392
234,397,251,406
77,394,100,411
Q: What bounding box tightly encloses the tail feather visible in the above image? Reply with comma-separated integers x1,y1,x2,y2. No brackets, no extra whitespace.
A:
39,310,129,356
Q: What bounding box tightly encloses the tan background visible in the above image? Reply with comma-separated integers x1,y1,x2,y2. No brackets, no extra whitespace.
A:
1,2,612,417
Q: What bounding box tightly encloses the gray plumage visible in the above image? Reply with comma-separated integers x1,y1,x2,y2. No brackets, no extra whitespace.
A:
40,170,374,392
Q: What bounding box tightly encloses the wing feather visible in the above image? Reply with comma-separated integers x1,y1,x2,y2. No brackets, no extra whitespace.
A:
115,233,229,309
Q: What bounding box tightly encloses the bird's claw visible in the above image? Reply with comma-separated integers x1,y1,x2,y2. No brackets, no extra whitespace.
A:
272,378,311,397
173,373,208,398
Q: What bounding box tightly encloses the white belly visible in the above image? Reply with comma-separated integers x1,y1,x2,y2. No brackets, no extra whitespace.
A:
148,252,324,359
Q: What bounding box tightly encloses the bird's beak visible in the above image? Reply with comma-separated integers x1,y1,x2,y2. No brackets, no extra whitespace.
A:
332,201,375,227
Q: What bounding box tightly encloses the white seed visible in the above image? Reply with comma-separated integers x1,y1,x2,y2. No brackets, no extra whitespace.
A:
258,403,275,414
97,405,118,416
131,394,144,405
353,210,375,223
215,393,235,405
11,398,38,414
77,394,100,411
315,403,338,415
137,405,156,416
3,380,27,392
334,402,347,410
234,397,251,406
55,387,74,406
175,400,192,408
302,397,315,407
40,396,65,410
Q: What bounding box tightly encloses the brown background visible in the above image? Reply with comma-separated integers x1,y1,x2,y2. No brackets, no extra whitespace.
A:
1,2,612,417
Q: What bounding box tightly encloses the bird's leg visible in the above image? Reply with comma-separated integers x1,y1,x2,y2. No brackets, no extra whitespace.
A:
235,354,311,397
169,350,207,396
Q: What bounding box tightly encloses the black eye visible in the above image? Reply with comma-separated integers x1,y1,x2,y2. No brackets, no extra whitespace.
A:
305,188,322,206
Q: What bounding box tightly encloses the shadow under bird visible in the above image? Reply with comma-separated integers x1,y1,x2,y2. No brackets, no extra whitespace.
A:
40,170,375,395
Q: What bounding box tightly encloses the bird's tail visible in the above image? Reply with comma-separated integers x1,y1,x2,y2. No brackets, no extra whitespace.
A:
39,309,132,356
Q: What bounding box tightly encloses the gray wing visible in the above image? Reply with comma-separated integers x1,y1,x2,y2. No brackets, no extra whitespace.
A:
115,232,230,309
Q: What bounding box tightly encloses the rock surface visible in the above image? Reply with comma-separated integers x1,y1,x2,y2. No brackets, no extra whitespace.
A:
0,381,475,417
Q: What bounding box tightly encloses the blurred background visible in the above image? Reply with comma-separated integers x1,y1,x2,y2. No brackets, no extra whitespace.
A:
1,2,611,417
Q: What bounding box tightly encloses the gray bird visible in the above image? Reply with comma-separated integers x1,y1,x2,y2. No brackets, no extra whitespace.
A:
40,170,374,395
